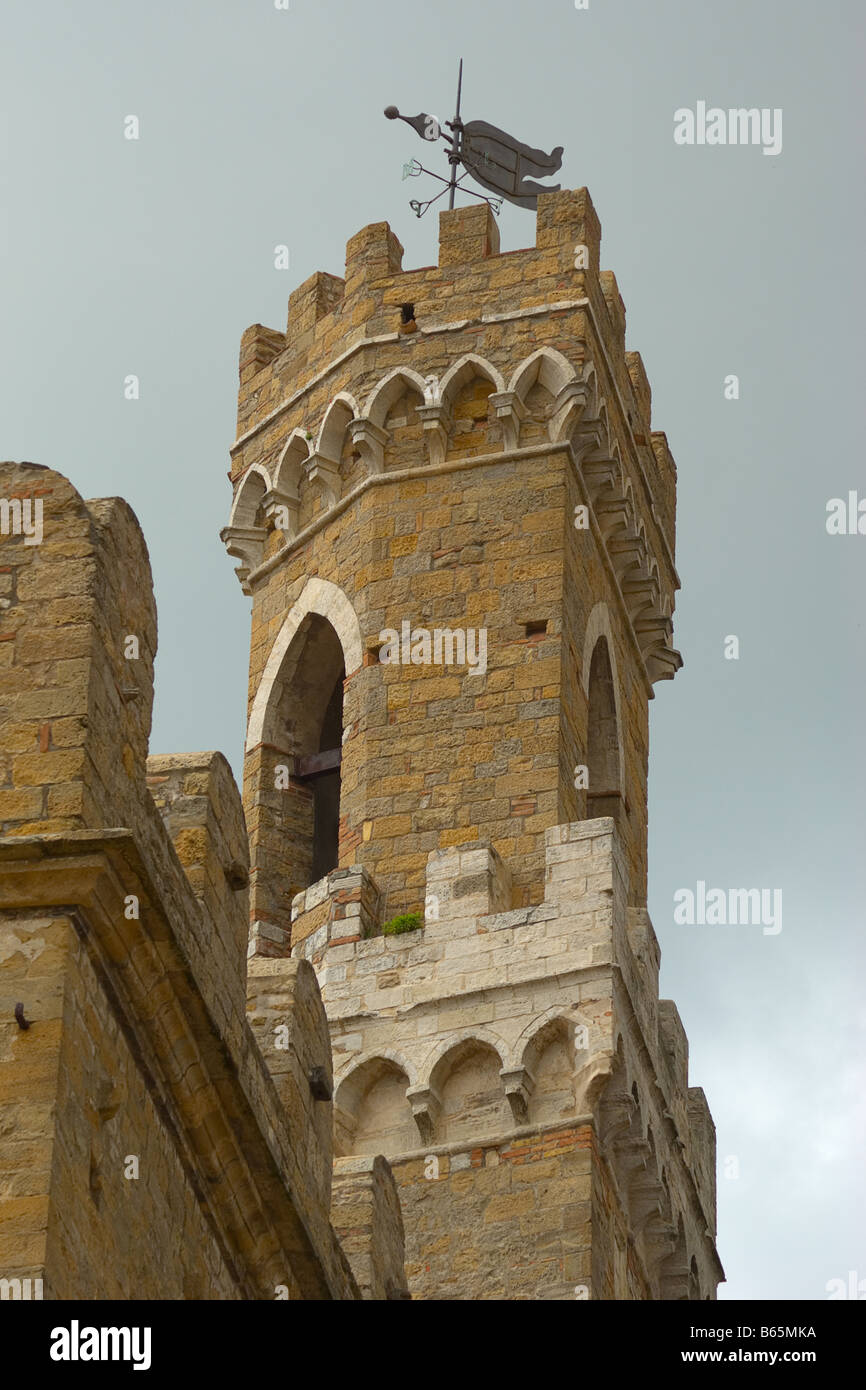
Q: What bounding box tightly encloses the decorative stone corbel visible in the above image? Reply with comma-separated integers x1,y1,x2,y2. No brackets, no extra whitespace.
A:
406,1084,441,1145
548,380,589,442
574,1054,618,1112
261,487,300,539
415,402,452,468
348,417,388,474
607,533,645,571
644,1218,679,1269
595,493,631,538
635,613,673,643
500,1066,535,1126
571,418,609,465
487,391,527,451
219,524,267,593
599,1084,635,1146
304,453,341,508
581,454,620,497
614,1134,653,1180
645,646,683,683
621,571,658,615
627,1175,665,1234
659,1262,691,1300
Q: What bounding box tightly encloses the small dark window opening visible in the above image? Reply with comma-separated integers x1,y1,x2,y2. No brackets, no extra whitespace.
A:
311,673,344,882
275,614,346,901
587,638,622,819
400,303,416,325
525,620,548,638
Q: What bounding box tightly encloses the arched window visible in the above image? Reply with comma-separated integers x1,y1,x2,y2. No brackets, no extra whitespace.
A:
276,613,345,893
586,636,622,818
245,578,362,947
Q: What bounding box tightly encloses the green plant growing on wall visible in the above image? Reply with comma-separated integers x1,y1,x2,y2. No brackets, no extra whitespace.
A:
382,911,423,937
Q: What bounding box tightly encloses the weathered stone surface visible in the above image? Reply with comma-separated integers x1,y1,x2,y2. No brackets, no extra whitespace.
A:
331,1154,409,1300
0,462,403,1300
231,190,720,1300
0,183,719,1303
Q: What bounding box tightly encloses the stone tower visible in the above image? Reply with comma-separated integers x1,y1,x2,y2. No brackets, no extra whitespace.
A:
226,191,724,1299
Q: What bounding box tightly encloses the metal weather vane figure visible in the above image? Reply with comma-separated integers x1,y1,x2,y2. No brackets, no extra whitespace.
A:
385,59,564,218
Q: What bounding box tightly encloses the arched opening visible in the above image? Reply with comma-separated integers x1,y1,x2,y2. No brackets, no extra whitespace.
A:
274,613,345,895
432,1039,510,1144
382,385,425,470
310,669,344,882
334,1057,415,1157
439,356,503,459
586,636,622,819
524,1017,577,1126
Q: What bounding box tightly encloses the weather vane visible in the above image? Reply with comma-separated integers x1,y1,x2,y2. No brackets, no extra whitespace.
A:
385,59,564,218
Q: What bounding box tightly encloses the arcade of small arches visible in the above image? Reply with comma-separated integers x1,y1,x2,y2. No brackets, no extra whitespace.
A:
331,1021,709,1298
222,346,678,685
332,1010,598,1158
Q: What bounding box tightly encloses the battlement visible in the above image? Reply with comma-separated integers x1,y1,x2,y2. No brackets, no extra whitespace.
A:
236,190,601,417
228,190,678,580
283,819,721,1299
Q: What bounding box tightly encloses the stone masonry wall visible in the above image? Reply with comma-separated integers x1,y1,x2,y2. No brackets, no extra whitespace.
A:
0,460,404,1300
290,820,722,1300
227,192,720,1299
232,190,682,954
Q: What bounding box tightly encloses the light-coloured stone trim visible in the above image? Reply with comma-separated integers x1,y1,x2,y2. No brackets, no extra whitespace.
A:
246,576,363,750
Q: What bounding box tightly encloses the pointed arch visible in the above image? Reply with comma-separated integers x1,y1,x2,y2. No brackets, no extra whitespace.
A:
515,1011,584,1127
420,1028,508,1092
581,360,601,417
364,367,429,429
438,353,505,408
508,346,577,405
335,1047,419,1092
273,428,312,495
315,392,359,464
229,463,270,527
513,1006,586,1070
424,1032,511,1144
587,638,622,817
593,398,614,462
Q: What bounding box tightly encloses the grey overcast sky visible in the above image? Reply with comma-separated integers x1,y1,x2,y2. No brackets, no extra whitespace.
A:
2,0,863,1300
